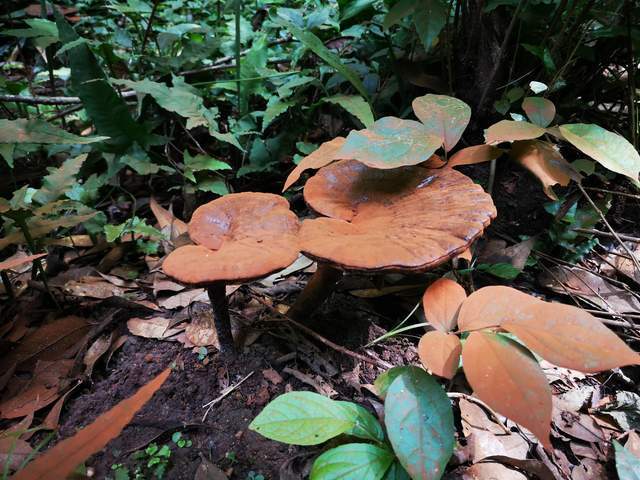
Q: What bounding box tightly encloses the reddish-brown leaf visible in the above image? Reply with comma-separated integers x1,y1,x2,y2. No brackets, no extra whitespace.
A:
282,137,346,191
149,197,188,240
522,97,556,128
503,301,640,372
418,331,461,379
462,332,552,449
422,278,467,331
447,145,503,168
13,368,171,480
485,120,546,144
457,286,541,332
0,253,46,272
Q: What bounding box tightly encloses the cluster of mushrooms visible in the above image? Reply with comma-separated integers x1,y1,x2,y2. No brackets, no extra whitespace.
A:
163,143,497,353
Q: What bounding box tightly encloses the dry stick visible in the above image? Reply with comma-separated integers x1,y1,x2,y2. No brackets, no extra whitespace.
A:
141,0,161,55
0,90,138,106
627,0,637,148
447,392,511,435
572,228,640,244
584,186,640,200
578,183,640,273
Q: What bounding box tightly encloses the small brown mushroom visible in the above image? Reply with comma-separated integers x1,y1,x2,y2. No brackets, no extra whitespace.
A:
287,159,496,320
163,192,300,353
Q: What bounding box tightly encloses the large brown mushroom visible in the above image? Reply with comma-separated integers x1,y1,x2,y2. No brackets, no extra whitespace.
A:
163,192,300,353
286,159,496,320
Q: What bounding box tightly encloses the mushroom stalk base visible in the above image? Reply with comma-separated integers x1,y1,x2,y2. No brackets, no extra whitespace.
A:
287,263,343,323
207,283,235,354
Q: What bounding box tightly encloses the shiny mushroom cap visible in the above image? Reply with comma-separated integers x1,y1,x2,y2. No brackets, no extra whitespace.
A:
163,192,300,285
300,159,496,272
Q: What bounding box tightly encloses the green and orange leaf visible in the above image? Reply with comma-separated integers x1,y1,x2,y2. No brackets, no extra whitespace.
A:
485,120,546,145
282,137,346,191
522,97,556,128
412,94,471,152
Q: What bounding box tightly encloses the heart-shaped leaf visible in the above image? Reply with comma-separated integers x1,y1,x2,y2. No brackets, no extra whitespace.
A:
522,97,556,127
338,117,442,169
418,331,462,379
249,392,354,445
384,368,454,479
310,443,394,480
559,123,640,181
422,278,467,331
412,95,471,152
503,301,640,372
485,120,546,144
462,332,552,449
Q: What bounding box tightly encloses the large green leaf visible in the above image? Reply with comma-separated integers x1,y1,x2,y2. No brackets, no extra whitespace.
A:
323,95,374,128
338,117,441,169
374,366,419,400
337,402,385,442
279,20,370,101
614,440,640,480
384,461,411,480
55,13,148,150
262,99,296,131
0,119,108,145
384,368,454,480
34,154,88,204
559,124,640,182
413,0,447,52
4,18,59,48
310,443,394,480
183,151,231,182
383,0,416,29
412,94,471,152
249,392,355,445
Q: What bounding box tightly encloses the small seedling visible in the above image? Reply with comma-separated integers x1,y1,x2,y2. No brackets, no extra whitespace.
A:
197,347,208,362
247,471,265,480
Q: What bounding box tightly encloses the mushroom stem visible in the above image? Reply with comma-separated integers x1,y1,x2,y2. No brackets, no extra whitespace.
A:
288,263,343,322
207,283,235,354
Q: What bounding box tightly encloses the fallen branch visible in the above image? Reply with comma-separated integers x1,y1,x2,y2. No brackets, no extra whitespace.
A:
572,227,640,244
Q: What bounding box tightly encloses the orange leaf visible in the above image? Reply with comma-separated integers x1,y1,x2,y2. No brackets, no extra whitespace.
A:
418,331,461,379
422,278,466,331
503,302,640,372
13,368,171,480
484,120,546,144
457,286,541,332
149,197,188,239
0,253,46,272
282,137,346,191
447,145,503,168
462,332,552,449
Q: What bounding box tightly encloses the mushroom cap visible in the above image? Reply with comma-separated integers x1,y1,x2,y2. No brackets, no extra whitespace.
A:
300,160,496,272
163,192,300,285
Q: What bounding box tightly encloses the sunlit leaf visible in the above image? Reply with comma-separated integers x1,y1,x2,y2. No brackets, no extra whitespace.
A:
384,368,454,479
337,402,385,442
249,392,355,445
323,95,374,128
373,366,419,400
446,145,503,168
614,440,640,480
418,331,461,379
283,137,346,191
510,140,577,200
310,443,394,480
457,286,541,332
412,95,471,152
462,332,552,449
0,119,108,145
338,117,442,169
422,278,466,331
522,97,555,128
485,120,545,144
503,301,640,372
559,123,640,181
12,368,170,480
529,81,548,94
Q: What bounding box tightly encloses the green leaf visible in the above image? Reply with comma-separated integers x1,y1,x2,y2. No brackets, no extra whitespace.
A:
249,392,355,446
383,0,416,29
55,13,148,150
340,0,377,23
558,124,640,182
0,144,15,168
4,18,59,48
310,443,394,480
384,368,454,480
184,151,231,182
412,94,471,152
263,99,295,131
323,95,374,128
338,117,442,169
476,262,521,280
104,217,163,243
120,146,161,175
413,0,447,52
614,440,640,480
279,19,370,101
336,402,385,442
522,97,556,128
383,461,411,480
374,366,420,400
34,154,88,204
0,119,108,145
196,178,229,195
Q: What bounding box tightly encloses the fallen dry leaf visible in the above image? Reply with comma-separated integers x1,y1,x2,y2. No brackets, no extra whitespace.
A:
0,437,33,473
462,462,527,479
0,252,46,272
63,277,130,299
158,288,208,309
150,197,188,241
262,369,283,385
127,317,185,340
83,332,114,375
13,368,171,480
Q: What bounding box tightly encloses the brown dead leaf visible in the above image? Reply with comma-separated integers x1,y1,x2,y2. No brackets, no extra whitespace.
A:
462,462,527,479
150,197,188,241
106,335,129,366
158,288,208,309
184,322,219,348
63,277,130,299
0,252,46,273
194,458,228,480
282,368,338,397
83,333,114,375
0,437,33,473
152,274,185,297
552,409,603,443
262,369,283,385
478,237,535,272
127,317,185,340
42,384,79,431
570,458,607,479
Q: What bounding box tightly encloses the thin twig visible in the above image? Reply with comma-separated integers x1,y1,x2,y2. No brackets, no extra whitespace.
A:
584,186,640,200
0,91,138,106
141,0,161,55
202,371,254,421
572,228,640,244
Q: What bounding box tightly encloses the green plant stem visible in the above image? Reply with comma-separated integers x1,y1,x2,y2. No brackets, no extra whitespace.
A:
141,0,161,55
235,0,242,115
40,0,65,127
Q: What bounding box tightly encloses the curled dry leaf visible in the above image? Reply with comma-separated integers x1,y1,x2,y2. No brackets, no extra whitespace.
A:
13,368,171,480
484,120,546,145
457,286,541,332
149,197,188,241
462,332,552,450
127,317,185,340
422,278,467,331
83,332,114,375
418,331,461,379
502,302,640,372
447,144,503,168
282,137,346,191
522,97,556,128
